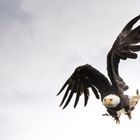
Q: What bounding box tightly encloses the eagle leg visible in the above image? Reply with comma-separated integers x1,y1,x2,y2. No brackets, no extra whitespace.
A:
102,113,110,116
125,111,132,120
114,116,120,124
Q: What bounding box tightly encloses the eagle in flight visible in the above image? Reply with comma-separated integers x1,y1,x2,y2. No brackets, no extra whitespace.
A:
57,15,140,124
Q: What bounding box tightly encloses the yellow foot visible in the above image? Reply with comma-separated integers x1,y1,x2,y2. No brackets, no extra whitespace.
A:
114,117,120,124
125,111,132,120
127,112,132,120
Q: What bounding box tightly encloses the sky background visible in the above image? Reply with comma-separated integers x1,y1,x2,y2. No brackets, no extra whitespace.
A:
0,0,140,140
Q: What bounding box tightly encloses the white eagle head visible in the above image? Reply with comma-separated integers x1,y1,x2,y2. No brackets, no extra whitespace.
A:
103,94,120,108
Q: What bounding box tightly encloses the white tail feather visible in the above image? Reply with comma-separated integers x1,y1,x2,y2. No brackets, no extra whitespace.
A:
129,95,140,108
117,95,140,116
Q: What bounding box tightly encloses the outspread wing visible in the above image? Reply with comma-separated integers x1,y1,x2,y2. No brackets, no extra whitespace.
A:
107,15,140,91
57,64,111,109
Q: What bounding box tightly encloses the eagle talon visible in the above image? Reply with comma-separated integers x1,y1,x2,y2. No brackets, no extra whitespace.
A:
102,113,110,116
126,112,132,120
114,117,120,124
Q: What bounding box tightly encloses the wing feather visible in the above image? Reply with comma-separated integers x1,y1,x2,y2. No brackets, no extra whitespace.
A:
119,50,137,59
57,79,69,96
62,90,74,109
74,92,80,108
62,82,76,109
129,45,140,52
107,15,140,91
83,86,89,107
59,83,71,107
74,79,81,108
58,64,111,108
122,15,140,33
90,84,100,99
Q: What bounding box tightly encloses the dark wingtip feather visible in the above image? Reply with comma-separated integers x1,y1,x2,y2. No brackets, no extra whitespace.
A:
119,51,137,59
129,45,140,52
90,85,100,99
122,15,140,32
62,90,74,109
73,80,81,108
59,84,71,107
83,87,89,107
57,79,69,96
59,92,69,107
84,94,89,107
74,93,80,108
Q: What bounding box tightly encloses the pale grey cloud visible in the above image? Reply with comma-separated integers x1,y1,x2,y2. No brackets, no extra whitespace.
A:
0,0,29,20
0,0,30,39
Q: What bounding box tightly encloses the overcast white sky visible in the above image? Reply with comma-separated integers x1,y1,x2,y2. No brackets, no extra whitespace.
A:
0,0,140,140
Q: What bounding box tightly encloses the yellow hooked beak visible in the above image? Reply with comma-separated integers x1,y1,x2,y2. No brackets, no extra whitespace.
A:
103,98,113,107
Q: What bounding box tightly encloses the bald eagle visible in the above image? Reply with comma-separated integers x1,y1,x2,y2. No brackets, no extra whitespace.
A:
57,15,140,123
